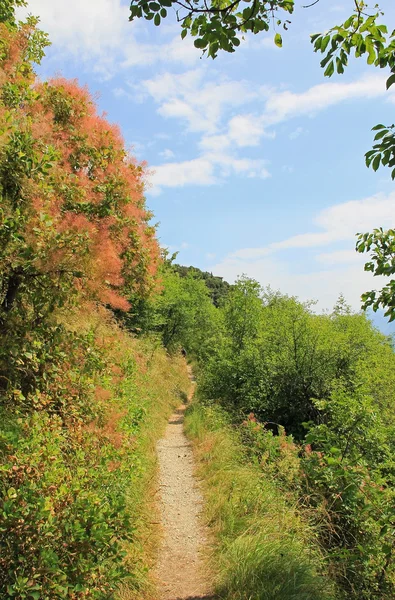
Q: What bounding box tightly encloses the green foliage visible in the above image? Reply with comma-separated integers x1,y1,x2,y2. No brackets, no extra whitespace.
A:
0,304,191,599
365,124,395,180
310,2,395,183
154,269,215,353
190,275,395,597
200,279,395,435
0,323,130,598
0,0,26,26
0,6,174,599
185,403,337,600
302,384,395,598
311,5,394,79
172,263,231,307
129,0,294,58
356,227,395,320
124,260,223,361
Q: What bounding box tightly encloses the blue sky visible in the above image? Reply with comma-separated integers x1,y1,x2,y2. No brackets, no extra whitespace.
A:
20,0,395,327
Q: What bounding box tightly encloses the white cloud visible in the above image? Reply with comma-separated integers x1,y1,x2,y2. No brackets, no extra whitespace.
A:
21,0,128,54
289,126,304,140
142,70,393,145
210,153,270,179
199,115,274,152
149,157,216,195
141,70,274,192
199,134,231,153
145,69,394,192
148,151,270,194
316,249,363,265
228,115,266,147
262,74,391,126
113,87,128,98
159,148,175,160
141,70,257,134
230,192,395,259
19,0,198,76
211,192,395,311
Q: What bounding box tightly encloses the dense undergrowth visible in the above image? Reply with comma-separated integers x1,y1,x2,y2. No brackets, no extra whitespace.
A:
0,302,190,599
185,404,337,600
195,282,395,599
0,3,190,597
153,271,395,599
2,1,395,599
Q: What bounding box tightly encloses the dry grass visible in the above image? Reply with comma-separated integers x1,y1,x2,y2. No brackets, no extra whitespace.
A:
58,302,193,599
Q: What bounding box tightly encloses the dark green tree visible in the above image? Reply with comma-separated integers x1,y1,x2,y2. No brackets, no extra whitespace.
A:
173,264,232,307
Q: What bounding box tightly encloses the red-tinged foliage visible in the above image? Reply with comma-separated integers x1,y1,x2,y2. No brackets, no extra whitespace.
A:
0,6,168,599
0,37,160,319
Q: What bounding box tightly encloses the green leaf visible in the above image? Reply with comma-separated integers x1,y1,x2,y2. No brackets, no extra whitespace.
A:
274,33,282,48
386,73,395,90
321,35,330,52
367,45,376,65
194,38,207,49
7,488,17,499
372,154,381,171
372,124,386,131
324,60,335,77
374,130,388,141
154,13,160,25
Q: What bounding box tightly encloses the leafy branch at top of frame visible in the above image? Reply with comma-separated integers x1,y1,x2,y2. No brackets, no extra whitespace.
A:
310,3,395,81
311,3,395,179
129,0,294,58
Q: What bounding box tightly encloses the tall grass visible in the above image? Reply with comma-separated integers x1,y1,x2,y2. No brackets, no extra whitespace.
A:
53,304,192,599
116,335,193,599
185,404,339,600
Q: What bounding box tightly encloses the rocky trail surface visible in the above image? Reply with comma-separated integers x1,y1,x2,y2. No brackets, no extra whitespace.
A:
154,371,213,600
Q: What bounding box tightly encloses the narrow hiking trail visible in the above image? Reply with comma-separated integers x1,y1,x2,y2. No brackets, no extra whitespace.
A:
154,370,213,600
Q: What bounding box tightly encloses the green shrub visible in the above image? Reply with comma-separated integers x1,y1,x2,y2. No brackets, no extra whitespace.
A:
185,404,337,600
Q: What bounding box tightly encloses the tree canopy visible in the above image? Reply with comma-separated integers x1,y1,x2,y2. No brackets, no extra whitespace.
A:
173,263,232,306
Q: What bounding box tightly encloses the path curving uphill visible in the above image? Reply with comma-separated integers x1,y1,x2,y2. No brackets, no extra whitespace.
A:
154,375,212,600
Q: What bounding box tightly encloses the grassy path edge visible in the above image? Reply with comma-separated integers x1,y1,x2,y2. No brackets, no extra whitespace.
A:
116,347,193,600
184,403,339,600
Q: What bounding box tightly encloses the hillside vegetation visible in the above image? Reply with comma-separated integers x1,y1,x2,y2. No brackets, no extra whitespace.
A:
0,5,190,598
171,274,395,599
2,2,395,600
131,262,395,598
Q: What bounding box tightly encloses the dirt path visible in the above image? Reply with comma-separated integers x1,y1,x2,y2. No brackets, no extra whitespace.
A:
154,375,212,600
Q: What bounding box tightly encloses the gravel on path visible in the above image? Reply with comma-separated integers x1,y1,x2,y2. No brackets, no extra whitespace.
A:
154,379,213,600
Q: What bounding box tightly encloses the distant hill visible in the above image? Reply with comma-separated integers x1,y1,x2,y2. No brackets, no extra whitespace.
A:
173,264,232,307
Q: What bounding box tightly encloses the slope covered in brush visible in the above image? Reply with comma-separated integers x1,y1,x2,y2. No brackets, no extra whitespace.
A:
0,4,184,598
